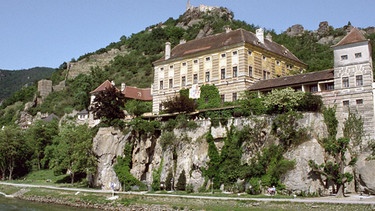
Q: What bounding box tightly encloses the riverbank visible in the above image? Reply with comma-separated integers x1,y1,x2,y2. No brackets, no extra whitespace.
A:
1,182,375,211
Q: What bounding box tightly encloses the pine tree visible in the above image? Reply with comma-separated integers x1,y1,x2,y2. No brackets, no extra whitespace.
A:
176,169,187,191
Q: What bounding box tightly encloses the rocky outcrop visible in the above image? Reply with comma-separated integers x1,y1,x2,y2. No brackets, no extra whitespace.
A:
317,21,331,36
93,113,375,194
286,24,304,37
92,127,128,190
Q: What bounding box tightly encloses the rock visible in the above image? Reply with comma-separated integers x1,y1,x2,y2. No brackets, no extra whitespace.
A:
281,138,325,194
92,127,127,190
286,24,304,37
355,153,375,194
317,21,330,36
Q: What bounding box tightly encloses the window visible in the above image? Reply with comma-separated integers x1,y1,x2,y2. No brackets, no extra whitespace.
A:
159,103,163,111
182,62,186,66
181,76,186,86
232,51,238,56
221,68,226,79
160,67,164,71
221,53,226,58
276,60,280,65
249,66,253,77
355,52,362,58
159,80,163,89
342,77,349,88
232,66,238,77
193,59,198,64
193,74,198,84
356,99,363,105
325,83,334,90
263,56,266,60
356,75,363,86
169,79,173,88
205,71,210,82
263,70,270,80
341,55,348,60
232,93,237,101
220,94,225,104
205,57,211,61
310,85,318,93
170,65,174,69
248,50,252,55
343,100,349,106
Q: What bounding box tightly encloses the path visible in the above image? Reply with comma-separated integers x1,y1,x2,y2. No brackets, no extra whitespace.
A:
1,181,374,205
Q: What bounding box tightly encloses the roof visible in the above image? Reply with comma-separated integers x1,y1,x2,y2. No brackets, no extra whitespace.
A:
249,69,334,91
155,28,305,65
333,28,367,47
122,86,152,101
42,114,59,122
89,80,116,94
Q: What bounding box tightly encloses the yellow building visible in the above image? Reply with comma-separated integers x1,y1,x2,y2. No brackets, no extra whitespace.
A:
152,28,307,114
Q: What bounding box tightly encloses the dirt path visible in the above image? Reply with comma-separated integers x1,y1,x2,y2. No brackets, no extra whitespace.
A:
1,181,374,205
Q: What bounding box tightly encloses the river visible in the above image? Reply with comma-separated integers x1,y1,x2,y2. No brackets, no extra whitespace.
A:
0,196,96,211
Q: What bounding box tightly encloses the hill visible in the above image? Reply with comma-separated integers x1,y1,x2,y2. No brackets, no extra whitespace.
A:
0,67,55,102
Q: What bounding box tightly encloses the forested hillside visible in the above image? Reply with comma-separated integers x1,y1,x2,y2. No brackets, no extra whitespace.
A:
0,67,55,102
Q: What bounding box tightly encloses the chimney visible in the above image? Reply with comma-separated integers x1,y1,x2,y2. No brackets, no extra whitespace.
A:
256,28,264,44
165,42,171,60
121,82,126,92
225,26,232,33
179,39,186,44
266,33,272,42
111,80,115,86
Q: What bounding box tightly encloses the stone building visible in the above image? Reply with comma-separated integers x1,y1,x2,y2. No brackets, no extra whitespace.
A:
249,28,375,140
152,28,307,114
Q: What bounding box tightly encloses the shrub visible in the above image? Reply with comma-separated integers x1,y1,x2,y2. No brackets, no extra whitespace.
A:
197,85,221,110
297,92,323,112
186,184,194,193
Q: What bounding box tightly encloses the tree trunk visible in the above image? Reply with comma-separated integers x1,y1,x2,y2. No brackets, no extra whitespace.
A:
71,172,75,184
336,184,345,198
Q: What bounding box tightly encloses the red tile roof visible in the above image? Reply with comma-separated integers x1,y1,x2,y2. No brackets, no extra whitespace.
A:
122,86,152,101
89,80,116,94
249,69,334,91
333,28,367,47
154,28,306,66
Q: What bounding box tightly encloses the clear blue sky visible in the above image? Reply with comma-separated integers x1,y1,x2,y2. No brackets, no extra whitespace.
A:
1,0,374,70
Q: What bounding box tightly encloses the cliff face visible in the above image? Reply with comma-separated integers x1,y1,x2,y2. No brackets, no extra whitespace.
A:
92,113,375,194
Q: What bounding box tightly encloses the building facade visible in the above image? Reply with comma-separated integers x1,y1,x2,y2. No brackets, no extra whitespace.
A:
249,28,374,140
152,28,307,114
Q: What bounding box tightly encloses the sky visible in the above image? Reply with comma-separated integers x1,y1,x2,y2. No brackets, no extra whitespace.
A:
0,0,374,70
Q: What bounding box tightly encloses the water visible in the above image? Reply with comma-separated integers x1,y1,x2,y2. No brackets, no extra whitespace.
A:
0,196,96,211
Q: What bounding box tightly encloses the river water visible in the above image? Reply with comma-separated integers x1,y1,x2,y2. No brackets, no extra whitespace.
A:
0,196,96,211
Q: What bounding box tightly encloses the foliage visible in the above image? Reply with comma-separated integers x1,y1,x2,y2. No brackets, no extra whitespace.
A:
128,118,160,140
0,126,32,180
272,110,309,149
0,101,24,126
239,91,266,116
159,131,177,150
90,85,126,125
297,92,323,112
176,169,187,191
151,158,163,191
162,94,196,113
47,123,97,184
247,177,261,195
25,119,59,170
309,107,361,197
197,85,221,110
0,85,37,110
124,100,152,117
343,109,364,151
263,87,305,113
114,143,146,191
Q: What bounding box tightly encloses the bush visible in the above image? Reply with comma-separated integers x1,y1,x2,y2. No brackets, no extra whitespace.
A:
186,184,194,193
297,92,323,112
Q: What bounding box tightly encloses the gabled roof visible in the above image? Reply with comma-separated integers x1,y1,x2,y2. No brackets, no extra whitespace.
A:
333,28,367,47
89,80,116,94
155,28,305,65
249,69,334,91
122,86,152,101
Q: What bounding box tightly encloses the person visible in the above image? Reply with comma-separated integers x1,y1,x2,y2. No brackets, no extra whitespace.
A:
267,186,276,195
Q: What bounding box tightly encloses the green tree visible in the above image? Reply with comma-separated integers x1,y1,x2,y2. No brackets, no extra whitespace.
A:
162,94,196,113
0,126,31,180
165,169,174,191
197,85,221,110
90,85,126,125
48,123,97,184
176,169,187,191
26,119,59,170
125,100,152,117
